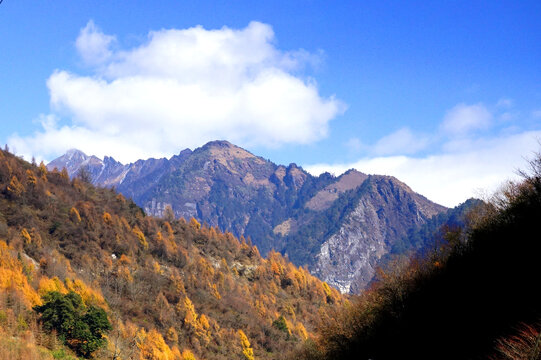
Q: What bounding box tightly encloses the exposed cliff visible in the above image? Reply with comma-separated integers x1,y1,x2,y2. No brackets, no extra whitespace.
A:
312,176,445,293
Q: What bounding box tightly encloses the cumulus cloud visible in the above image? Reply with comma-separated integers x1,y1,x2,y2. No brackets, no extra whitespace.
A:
75,20,116,66
12,21,344,163
441,103,492,135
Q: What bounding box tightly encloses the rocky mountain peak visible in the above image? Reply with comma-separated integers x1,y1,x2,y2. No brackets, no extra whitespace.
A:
175,148,193,158
47,148,103,175
65,148,88,159
343,168,367,176
103,156,121,166
196,140,265,171
203,140,235,148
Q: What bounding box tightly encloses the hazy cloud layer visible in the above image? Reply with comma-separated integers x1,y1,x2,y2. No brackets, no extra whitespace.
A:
307,131,540,207
11,21,344,163
441,103,492,135
307,102,541,207
372,127,430,156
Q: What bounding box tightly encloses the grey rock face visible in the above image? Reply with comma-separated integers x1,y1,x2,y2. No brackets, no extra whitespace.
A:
313,176,445,293
314,196,387,293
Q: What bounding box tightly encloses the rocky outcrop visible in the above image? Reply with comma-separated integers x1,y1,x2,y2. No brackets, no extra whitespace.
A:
305,170,368,211
313,176,445,293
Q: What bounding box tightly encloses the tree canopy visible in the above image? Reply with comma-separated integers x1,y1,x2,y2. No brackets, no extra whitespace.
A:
34,291,111,358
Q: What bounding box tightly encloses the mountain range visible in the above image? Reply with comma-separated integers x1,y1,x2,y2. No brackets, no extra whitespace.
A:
48,140,447,293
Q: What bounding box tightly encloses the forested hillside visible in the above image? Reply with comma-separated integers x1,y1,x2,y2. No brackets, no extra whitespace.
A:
292,157,541,359
0,149,344,359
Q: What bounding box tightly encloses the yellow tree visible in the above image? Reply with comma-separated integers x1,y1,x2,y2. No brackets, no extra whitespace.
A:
103,212,113,225
238,330,254,360
133,226,148,250
26,169,37,186
7,175,25,197
20,228,31,245
136,328,176,360
163,221,174,241
38,161,48,181
70,207,82,223
189,218,201,230
182,296,198,326
181,349,197,360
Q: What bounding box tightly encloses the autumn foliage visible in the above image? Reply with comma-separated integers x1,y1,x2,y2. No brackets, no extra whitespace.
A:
0,149,344,359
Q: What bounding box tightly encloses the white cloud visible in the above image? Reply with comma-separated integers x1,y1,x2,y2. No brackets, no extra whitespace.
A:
344,128,430,158
310,101,539,207
13,21,344,163
372,127,429,156
305,130,541,207
441,103,492,135
75,20,116,66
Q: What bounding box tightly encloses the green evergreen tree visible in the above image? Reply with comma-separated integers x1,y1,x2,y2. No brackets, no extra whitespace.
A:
34,291,111,358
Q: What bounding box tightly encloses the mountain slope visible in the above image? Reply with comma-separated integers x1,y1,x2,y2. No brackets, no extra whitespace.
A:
295,167,541,359
2,148,344,359
48,141,446,293
311,175,444,293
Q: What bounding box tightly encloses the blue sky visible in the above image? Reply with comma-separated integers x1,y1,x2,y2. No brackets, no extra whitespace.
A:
1,1,540,206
